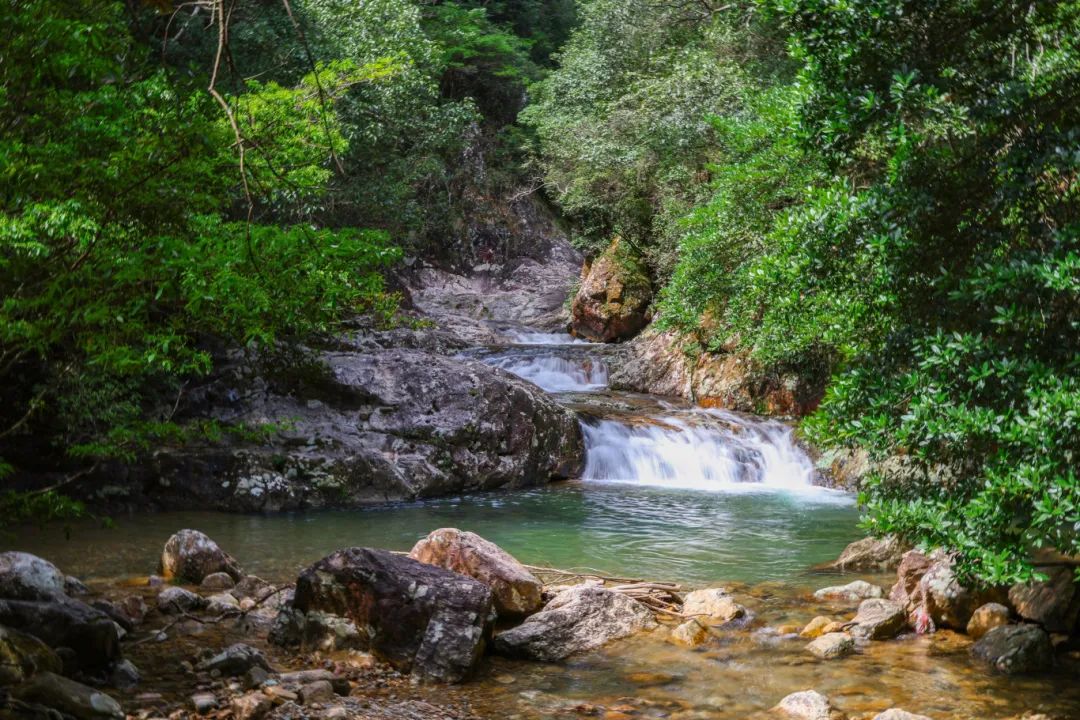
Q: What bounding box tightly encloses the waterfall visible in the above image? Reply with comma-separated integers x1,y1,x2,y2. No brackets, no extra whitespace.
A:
500,330,592,345
581,410,821,493
483,353,609,392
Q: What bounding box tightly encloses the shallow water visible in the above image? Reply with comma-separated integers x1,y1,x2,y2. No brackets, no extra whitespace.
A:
8,481,860,586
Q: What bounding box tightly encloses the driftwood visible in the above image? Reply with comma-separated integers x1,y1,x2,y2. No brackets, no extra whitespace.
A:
522,564,687,620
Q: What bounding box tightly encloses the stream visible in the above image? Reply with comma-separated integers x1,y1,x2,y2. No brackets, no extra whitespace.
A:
8,329,1080,719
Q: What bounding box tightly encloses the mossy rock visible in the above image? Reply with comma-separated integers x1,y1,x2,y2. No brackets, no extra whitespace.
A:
570,237,653,342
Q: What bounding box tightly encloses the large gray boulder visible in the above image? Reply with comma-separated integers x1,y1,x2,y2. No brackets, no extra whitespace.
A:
0,596,122,677
970,624,1053,675
125,350,584,512
270,547,493,683
12,671,123,720
161,529,243,584
409,529,542,617
0,552,66,601
819,536,907,572
493,585,656,661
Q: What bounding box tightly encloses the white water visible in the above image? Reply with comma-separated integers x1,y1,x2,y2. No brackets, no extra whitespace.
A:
581,410,842,499
484,353,609,392
501,330,593,345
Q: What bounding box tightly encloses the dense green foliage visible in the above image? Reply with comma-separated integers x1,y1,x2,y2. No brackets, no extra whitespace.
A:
531,0,1079,582
0,0,573,489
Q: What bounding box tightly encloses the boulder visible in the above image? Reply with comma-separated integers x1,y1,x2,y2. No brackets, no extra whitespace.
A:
160,530,243,584
682,588,747,624
850,599,907,640
157,586,208,614
772,690,834,720
799,617,835,640
966,603,1011,640
109,659,140,690
570,238,652,342
231,692,273,720
200,572,236,592
197,643,272,677
1008,566,1080,635
971,624,1053,675
890,550,998,632
409,529,542,617
671,619,710,648
115,595,147,626
12,671,123,720
299,680,335,705
493,585,656,661
873,711,932,720
0,624,62,684
272,547,493,683
231,575,274,602
820,536,907,572
813,580,884,602
64,576,90,597
0,596,121,676
805,632,855,660
0,552,66,601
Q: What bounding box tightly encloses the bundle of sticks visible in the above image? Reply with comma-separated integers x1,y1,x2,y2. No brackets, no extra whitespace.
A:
522,564,690,620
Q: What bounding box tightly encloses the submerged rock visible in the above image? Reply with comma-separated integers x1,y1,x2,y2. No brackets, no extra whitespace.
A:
12,671,123,720
0,552,66,601
1008,566,1080,635
272,547,493,683
805,632,855,660
671,619,710,648
570,238,652,342
799,616,836,640
967,603,1011,640
0,624,62,684
971,624,1053,675
161,529,243,584
772,689,834,720
682,588,746,624
813,580,884,602
494,585,656,661
409,528,542,617
850,599,907,640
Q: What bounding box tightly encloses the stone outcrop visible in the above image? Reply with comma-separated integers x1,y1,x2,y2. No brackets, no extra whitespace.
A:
161,530,243,584
493,585,656,661
608,328,825,418
271,548,493,683
889,550,1002,633
970,624,1053,675
409,529,542,617
570,238,652,343
1008,566,1080,635
818,536,907,572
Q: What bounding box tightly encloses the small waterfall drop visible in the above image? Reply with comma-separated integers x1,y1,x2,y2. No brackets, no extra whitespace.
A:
501,330,592,345
581,410,822,494
483,353,608,392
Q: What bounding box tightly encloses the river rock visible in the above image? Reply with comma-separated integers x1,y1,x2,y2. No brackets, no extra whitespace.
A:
772,690,834,720
0,552,66,601
821,536,907,572
197,643,272,677
873,711,932,720
13,671,123,720
570,238,651,342
967,602,1011,640
299,680,335,705
682,588,746,624
232,692,273,720
799,617,835,639
157,586,208,614
813,580,884,602
1008,566,1080,635
231,575,274,602
272,547,493,683
161,529,243,584
890,550,996,632
0,596,122,676
409,528,542,617
494,585,657,661
971,624,1053,674
671,619,710,648
115,595,147,626
200,572,236,591
805,632,855,660
0,624,62,684
850,599,907,640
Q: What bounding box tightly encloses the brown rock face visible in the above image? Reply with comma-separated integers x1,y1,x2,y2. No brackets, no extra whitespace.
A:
967,602,1011,640
570,238,652,343
409,529,542,617
160,529,243,584
889,550,1004,632
272,548,494,683
1008,566,1080,635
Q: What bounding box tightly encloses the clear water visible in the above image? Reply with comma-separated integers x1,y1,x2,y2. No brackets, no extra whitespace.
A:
7,482,861,586
482,353,609,392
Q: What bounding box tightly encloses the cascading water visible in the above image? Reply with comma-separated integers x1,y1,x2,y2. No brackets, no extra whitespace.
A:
501,330,592,345
483,353,608,392
580,410,821,493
